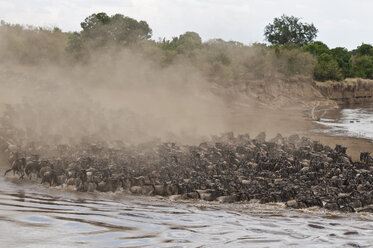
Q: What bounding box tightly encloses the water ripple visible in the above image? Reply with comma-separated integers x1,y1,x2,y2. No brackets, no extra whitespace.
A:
0,176,372,247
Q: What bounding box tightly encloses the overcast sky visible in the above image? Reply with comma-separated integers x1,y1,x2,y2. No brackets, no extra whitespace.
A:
0,0,372,50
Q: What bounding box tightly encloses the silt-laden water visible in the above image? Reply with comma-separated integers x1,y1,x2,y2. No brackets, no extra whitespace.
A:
316,106,373,142
0,176,372,247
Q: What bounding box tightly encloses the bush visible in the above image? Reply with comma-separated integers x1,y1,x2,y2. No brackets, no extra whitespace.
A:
0,21,68,64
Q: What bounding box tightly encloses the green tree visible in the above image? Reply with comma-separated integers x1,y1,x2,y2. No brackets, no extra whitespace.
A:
80,12,111,36
67,12,152,58
352,55,373,78
314,53,343,81
206,39,244,48
302,41,329,56
330,47,352,78
264,15,318,46
66,32,85,60
108,14,152,43
352,43,373,56
158,32,202,65
173,32,202,53
159,32,202,54
81,13,152,45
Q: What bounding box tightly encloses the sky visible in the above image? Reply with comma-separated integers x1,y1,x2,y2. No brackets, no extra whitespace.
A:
0,0,372,50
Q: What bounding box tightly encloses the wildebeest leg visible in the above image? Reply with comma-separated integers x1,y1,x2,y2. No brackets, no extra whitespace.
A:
4,168,12,176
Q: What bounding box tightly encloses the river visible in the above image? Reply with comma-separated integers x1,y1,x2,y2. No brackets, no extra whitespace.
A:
316,105,373,142
0,175,372,248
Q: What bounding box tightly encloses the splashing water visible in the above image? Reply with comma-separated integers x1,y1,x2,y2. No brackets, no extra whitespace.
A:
0,176,372,247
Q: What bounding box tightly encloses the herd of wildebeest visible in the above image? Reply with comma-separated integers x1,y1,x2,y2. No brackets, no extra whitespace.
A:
2,131,373,213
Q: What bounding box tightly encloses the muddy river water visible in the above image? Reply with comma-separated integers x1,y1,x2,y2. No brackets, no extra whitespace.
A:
0,175,372,248
316,106,373,142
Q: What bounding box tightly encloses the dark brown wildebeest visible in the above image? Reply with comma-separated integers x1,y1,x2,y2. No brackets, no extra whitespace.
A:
41,170,58,186
4,157,26,179
360,152,372,164
39,162,52,178
25,159,42,179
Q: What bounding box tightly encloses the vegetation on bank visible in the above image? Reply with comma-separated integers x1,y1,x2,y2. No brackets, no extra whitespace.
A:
0,14,372,84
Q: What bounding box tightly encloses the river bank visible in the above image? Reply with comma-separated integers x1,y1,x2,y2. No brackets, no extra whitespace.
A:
308,103,373,161
316,78,373,105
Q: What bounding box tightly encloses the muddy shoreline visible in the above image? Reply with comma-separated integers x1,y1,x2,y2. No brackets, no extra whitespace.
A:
308,132,373,161
306,105,373,161
229,102,373,162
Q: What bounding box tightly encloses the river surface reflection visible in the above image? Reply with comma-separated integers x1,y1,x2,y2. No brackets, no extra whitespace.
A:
0,176,373,247
316,106,373,142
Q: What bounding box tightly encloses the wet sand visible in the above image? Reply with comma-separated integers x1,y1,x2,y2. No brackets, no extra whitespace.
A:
308,133,373,161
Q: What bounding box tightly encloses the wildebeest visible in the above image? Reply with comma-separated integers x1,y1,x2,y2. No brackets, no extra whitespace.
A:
360,152,372,164
41,170,58,186
4,157,26,179
25,160,42,179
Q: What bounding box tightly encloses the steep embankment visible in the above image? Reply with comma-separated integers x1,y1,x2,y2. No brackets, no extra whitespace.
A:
316,78,373,105
215,75,333,109
210,75,337,137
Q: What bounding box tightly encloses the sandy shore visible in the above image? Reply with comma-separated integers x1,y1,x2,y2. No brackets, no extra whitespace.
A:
308,131,373,162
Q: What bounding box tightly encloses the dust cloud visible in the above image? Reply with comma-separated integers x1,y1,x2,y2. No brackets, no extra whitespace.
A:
0,23,324,151
0,48,234,148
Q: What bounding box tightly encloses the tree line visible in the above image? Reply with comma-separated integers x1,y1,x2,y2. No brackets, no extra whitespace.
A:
0,13,372,83
264,15,373,81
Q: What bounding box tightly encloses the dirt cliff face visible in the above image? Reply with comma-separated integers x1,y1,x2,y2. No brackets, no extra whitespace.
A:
316,79,373,105
213,75,334,110
0,65,332,148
